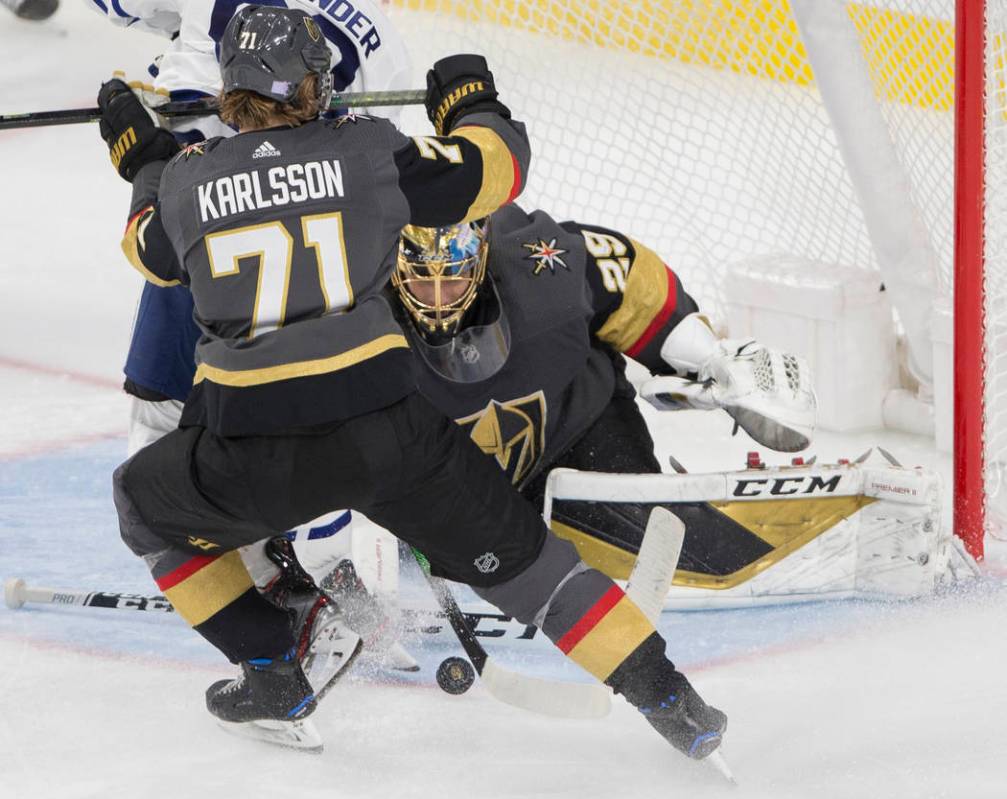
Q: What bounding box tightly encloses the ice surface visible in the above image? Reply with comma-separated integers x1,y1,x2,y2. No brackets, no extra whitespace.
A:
1,4,1005,798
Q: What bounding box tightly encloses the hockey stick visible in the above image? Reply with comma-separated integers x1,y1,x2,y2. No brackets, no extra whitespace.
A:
624,507,685,623
3,577,175,613
411,549,612,720
0,89,426,131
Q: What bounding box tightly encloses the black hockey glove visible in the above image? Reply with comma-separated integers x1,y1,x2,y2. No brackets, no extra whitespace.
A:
640,672,728,760
425,54,511,136
97,78,180,182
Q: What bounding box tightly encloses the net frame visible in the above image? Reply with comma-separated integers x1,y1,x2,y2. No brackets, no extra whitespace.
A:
955,0,989,561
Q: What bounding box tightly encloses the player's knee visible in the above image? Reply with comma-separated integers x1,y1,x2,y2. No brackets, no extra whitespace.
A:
112,460,161,558
471,533,583,625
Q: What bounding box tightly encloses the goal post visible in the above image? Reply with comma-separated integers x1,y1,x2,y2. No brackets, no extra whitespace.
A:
955,0,992,561
388,0,1005,562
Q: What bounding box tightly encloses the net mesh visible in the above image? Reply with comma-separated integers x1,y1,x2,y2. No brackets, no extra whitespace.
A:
387,0,1006,539
389,0,961,312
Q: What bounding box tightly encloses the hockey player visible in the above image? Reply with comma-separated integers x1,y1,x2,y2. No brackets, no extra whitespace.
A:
99,5,728,760
381,212,816,580
288,213,814,591
81,0,411,451
85,0,414,671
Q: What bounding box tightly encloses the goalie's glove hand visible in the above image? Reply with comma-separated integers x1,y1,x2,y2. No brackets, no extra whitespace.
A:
97,77,179,182
642,340,817,452
703,339,816,452
425,54,511,135
640,672,727,760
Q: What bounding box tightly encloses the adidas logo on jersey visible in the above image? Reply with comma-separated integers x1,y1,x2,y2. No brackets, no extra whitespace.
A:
252,141,281,159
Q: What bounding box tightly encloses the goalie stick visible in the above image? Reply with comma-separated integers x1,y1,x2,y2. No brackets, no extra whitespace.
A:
624,507,684,622
0,89,426,131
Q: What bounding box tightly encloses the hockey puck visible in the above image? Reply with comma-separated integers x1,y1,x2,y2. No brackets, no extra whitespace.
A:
436,656,475,695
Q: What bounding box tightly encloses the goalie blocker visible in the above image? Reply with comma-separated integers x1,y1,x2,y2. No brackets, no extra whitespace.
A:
543,456,971,608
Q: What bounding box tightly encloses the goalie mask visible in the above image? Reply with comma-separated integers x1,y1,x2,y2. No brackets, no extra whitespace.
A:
394,220,490,335
220,5,333,110
393,220,511,383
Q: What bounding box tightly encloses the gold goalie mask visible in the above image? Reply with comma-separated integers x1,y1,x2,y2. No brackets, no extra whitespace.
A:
393,219,490,334
393,218,511,383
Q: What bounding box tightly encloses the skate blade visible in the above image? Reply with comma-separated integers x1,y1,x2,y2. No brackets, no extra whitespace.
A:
305,627,364,702
215,717,324,754
383,642,421,672
706,750,738,786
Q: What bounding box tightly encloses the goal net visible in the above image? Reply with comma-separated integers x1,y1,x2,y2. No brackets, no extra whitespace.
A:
388,0,1007,560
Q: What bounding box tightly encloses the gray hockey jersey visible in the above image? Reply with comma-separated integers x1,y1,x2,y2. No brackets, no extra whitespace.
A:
121,112,530,435
401,204,698,487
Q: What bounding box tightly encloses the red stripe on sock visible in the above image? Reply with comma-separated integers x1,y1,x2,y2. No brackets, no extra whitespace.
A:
626,265,679,358
155,554,219,591
556,584,625,654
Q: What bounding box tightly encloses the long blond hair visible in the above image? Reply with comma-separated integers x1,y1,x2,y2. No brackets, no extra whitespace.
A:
219,74,321,130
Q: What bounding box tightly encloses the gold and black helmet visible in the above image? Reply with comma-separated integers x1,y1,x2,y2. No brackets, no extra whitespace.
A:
392,219,489,336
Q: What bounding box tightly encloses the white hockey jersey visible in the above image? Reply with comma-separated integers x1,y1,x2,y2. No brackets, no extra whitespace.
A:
83,0,413,133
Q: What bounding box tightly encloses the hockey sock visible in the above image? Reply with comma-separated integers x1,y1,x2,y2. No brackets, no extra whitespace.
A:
154,550,295,663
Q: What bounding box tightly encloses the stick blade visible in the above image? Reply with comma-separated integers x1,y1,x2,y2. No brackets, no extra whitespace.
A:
625,508,685,623
480,658,611,719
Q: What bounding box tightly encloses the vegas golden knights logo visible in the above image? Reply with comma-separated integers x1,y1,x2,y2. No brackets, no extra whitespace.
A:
456,391,547,486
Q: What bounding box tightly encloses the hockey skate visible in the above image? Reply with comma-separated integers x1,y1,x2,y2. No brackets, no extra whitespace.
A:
320,558,419,672
640,676,727,761
206,648,323,753
264,539,363,700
